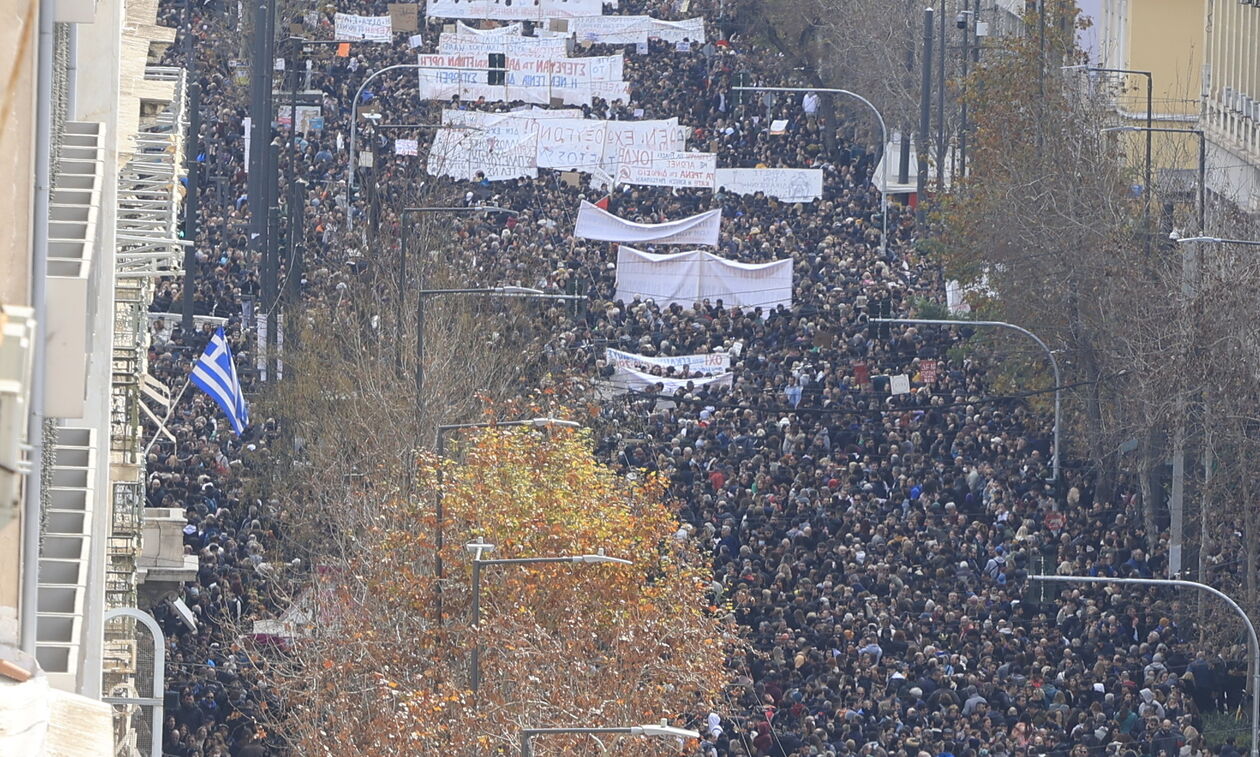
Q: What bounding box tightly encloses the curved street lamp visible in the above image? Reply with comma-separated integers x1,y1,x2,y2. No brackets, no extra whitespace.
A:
519,723,700,756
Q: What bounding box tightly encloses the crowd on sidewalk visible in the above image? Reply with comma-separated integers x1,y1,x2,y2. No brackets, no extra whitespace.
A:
134,0,1254,755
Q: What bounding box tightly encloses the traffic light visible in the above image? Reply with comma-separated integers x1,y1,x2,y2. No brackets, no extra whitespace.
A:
487,53,506,85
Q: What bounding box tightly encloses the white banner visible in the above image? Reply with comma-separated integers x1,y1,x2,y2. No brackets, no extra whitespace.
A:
567,16,704,44
334,13,393,42
601,119,687,170
713,168,824,203
535,117,683,170
614,246,792,311
417,54,627,106
433,111,684,174
605,348,732,393
615,150,716,189
426,0,604,20
574,201,721,246
427,129,538,181
455,21,523,35
395,138,419,156
438,32,570,58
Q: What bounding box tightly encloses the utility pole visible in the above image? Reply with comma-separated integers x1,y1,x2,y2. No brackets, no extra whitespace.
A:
247,0,275,376
936,0,946,193
898,0,915,186
180,3,200,333
958,0,971,180
917,6,934,222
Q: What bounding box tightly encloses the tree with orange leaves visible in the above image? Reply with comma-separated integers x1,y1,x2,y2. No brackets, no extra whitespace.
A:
261,418,737,756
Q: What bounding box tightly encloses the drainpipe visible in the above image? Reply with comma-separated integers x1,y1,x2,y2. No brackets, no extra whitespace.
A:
66,23,77,119
22,0,55,656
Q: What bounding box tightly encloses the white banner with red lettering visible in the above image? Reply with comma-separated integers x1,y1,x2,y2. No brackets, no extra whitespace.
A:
615,150,716,189
417,53,627,106
438,31,570,58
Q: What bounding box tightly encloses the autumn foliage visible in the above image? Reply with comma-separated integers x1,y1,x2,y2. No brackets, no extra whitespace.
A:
265,420,736,756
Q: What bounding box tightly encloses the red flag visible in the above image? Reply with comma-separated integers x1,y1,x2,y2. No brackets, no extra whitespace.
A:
853,362,870,386
594,194,610,210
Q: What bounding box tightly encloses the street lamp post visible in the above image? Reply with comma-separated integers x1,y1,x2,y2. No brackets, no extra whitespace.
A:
872,317,1060,483
733,86,890,256
1102,126,1206,238
1065,66,1153,208
346,64,502,226
414,283,584,403
466,541,631,692
432,418,581,626
398,205,512,376
519,724,700,757
1173,236,1260,249
1104,126,1206,575
1031,574,1259,757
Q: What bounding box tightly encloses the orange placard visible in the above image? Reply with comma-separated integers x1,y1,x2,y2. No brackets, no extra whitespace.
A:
336,42,351,57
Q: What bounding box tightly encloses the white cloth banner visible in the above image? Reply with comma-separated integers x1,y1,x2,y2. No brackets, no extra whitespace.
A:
574,201,721,246
615,150,716,189
395,138,419,156
417,54,627,106
455,21,523,35
426,0,604,20
605,348,732,393
438,32,570,58
601,119,688,170
427,129,538,181
612,364,733,394
567,15,704,44
614,246,792,311
434,111,685,174
713,168,824,202
535,117,683,170
334,13,393,42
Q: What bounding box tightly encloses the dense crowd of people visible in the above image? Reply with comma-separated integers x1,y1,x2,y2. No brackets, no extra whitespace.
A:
134,0,1257,755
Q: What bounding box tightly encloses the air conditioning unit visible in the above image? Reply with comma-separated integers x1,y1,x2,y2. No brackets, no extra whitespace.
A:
1222,86,1234,106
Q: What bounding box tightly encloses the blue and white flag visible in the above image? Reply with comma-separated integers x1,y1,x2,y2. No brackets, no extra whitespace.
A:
191,328,249,435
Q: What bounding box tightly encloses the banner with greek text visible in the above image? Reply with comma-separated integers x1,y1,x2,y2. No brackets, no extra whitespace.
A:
426,0,604,20
334,13,393,42
567,15,704,44
455,21,523,35
614,246,792,311
576,202,721,246
615,150,716,189
713,168,824,203
427,129,538,181
605,347,732,393
417,53,626,106
438,32,570,58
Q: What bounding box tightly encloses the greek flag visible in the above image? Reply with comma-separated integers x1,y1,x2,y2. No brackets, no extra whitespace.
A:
191,328,249,435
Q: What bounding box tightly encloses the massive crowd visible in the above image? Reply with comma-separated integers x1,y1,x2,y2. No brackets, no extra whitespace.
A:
135,0,1255,755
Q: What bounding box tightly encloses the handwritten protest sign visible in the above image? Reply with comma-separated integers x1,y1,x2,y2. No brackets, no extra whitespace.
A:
334,13,392,42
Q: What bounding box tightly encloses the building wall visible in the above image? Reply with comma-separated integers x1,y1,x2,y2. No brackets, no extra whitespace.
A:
1203,0,1260,213
1098,0,1206,176
0,0,39,648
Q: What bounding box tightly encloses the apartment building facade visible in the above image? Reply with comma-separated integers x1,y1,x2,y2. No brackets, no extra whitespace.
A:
1,0,197,752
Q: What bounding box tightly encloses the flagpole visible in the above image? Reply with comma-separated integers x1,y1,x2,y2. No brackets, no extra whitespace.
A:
142,377,194,458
